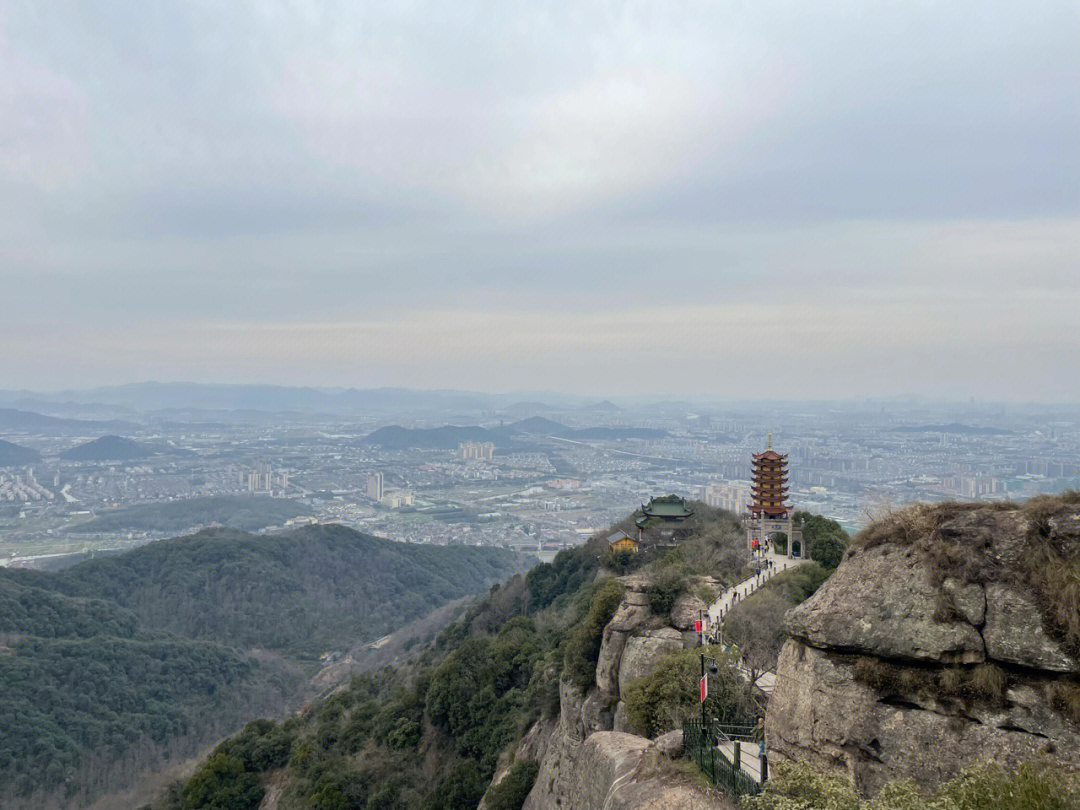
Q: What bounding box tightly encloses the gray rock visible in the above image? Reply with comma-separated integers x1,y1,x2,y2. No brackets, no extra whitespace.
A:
786,543,985,664
670,591,708,631
767,640,1080,796
523,731,732,810
596,628,630,697
983,583,1079,672
654,730,684,758
618,628,684,696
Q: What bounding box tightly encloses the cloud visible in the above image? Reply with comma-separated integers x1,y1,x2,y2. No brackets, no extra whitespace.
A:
0,20,89,188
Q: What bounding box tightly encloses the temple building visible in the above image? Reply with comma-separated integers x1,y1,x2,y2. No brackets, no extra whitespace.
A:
745,434,805,558
634,494,694,546
606,529,639,554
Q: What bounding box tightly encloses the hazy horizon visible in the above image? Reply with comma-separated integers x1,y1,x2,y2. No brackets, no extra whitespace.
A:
3,379,1080,410
3,2,1078,399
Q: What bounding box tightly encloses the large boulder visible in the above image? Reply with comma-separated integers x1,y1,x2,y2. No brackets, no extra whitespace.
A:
768,641,1080,796
618,628,684,696
785,543,985,664
523,732,732,810
982,583,1078,672
767,498,1080,795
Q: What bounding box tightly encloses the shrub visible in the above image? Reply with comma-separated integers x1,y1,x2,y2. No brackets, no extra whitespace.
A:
622,645,756,738
484,760,540,810
562,578,625,690
746,759,1080,810
646,566,688,619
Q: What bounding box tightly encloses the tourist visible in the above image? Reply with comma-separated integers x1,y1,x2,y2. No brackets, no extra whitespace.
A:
754,716,766,759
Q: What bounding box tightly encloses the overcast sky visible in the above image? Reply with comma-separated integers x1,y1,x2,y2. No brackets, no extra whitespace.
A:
2,1,1078,399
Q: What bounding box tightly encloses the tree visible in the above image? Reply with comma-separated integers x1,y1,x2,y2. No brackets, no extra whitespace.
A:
795,512,850,570
180,752,263,810
723,589,789,684
622,646,756,738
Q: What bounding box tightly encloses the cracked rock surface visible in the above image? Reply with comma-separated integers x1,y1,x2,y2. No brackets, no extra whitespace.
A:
768,501,1080,795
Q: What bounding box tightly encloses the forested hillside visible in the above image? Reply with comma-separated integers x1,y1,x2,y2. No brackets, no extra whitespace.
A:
150,503,758,810
0,576,290,810
0,525,526,808
13,524,526,658
0,438,42,466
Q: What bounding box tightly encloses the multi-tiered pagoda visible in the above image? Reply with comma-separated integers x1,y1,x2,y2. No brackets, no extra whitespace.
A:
749,435,790,518
745,434,805,558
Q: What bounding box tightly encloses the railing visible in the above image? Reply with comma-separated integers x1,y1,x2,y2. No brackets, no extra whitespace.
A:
683,719,765,798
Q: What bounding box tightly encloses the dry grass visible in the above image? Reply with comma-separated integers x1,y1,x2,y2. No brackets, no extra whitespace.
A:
1048,680,1080,725
850,657,1008,710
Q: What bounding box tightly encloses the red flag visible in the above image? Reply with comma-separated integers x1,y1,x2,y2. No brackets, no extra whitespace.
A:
695,619,702,632
700,675,708,702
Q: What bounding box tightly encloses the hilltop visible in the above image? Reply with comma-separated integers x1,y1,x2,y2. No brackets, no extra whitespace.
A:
13,523,527,658
0,407,132,435
60,434,156,461
0,438,42,466
0,524,527,808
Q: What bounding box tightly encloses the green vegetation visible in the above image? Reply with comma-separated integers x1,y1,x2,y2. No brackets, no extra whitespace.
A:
562,578,625,689
12,524,526,658
744,759,1080,810
483,760,540,810
160,505,757,810
0,580,289,808
0,438,42,466
793,511,850,570
70,494,312,533
724,563,831,678
622,645,758,738
0,523,525,808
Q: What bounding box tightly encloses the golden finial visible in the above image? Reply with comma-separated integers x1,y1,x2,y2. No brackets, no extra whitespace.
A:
767,432,772,450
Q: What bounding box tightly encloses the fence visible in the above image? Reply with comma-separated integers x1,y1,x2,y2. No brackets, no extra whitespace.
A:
683,719,765,798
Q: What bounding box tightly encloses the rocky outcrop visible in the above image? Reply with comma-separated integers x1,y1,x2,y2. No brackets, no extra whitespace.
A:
768,499,1080,795
524,732,730,810
520,573,728,810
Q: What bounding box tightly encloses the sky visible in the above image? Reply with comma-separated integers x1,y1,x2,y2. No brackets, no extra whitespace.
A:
2,1,1079,400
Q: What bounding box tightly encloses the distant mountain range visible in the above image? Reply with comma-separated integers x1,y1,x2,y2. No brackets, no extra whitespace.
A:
0,407,133,434
0,383,599,416
0,439,42,467
891,423,1014,435
60,435,156,461
362,416,666,450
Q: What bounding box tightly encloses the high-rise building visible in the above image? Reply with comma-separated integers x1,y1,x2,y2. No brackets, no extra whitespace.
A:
459,441,495,460
366,472,384,501
248,460,273,492
702,481,752,513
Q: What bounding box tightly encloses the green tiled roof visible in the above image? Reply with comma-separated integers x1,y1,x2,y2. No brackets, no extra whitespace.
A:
638,494,693,519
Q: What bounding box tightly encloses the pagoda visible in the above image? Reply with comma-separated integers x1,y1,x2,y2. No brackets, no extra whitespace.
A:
749,434,790,518
745,434,805,559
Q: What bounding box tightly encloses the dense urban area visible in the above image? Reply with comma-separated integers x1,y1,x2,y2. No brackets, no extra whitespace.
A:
2,385,1078,568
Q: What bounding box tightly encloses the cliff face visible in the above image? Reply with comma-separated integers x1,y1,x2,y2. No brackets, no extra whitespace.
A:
489,574,732,810
767,498,1080,795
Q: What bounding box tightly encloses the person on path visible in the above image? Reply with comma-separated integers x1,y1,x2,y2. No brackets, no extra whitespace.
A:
754,716,766,759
